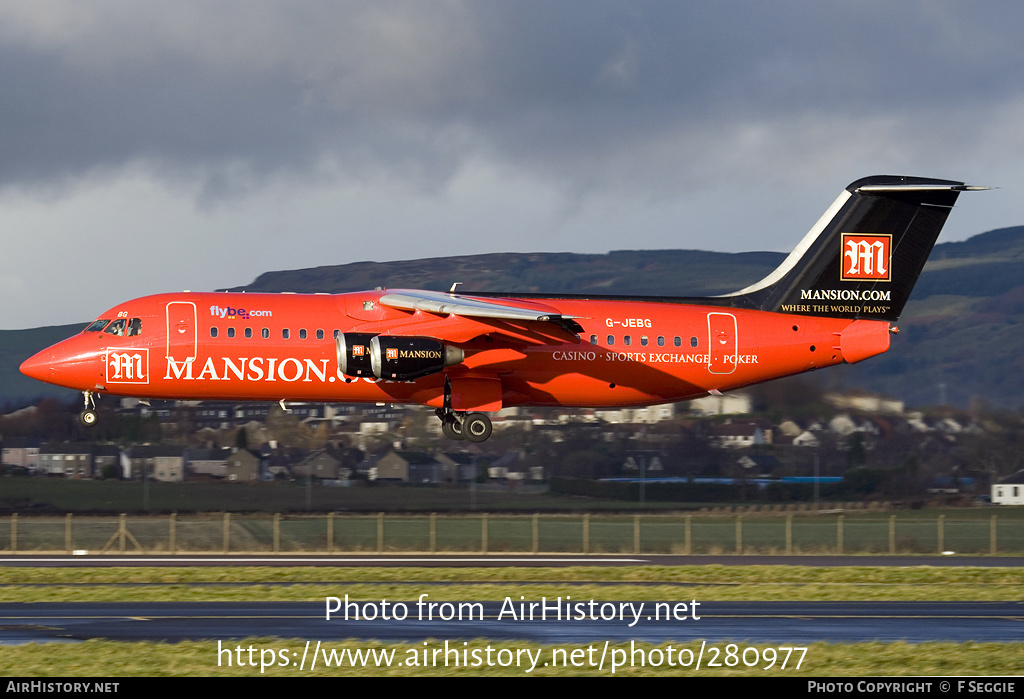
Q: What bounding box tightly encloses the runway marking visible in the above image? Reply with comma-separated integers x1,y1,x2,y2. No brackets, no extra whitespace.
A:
708,614,1024,619
5,612,1019,621
0,557,647,564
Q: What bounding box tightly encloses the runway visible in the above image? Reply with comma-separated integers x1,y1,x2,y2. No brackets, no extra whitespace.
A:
1,601,1021,644
1,554,1022,567
2,554,1019,646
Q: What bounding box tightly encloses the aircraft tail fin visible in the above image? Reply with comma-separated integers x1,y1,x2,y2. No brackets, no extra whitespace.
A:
723,176,985,322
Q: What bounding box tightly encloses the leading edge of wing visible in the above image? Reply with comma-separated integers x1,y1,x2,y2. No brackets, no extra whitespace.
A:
379,289,582,326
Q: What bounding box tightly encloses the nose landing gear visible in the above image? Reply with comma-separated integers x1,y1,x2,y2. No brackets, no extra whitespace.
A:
80,391,98,427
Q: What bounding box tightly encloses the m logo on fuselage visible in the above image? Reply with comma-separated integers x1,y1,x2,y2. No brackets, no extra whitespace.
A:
107,348,149,384
842,234,891,282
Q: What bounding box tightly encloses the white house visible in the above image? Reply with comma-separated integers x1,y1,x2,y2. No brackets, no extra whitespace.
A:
992,470,1024,505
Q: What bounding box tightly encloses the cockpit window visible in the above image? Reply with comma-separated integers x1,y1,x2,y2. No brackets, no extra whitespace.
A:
85,320,110,332
104,319,127,337
127,318,142,336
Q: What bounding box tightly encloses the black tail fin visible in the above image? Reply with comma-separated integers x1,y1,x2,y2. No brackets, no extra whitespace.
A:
723,175,983,322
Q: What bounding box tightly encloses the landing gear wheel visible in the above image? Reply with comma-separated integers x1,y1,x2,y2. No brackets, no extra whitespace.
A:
463,413,492,443
442,418,465,441
79,391,98,427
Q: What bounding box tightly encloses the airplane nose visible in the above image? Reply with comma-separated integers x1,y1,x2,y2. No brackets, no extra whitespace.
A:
20,337,105,391
20,348,54,383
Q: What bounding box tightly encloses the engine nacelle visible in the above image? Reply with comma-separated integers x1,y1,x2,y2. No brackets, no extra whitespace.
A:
336,332,377,377
369,336,464,380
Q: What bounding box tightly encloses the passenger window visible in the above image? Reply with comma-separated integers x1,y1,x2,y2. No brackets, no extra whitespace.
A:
606,335,615,346
127,318,142,336
333,330,341,339
674,336,681,347
640,336,648,346
282,329,290,339
299,329,307,340
245,328,253,339
262,328,269,339
227,328,235,338
590,335,598,345
657,336,665,347
211,327,219,338
316,329,324,340
691,337,698,347
624,336,632,346
85,320,110,332
104,319,126,337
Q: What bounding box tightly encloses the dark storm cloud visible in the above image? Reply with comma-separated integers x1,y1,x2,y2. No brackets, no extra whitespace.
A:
0,46,313,182
1,2,1022,196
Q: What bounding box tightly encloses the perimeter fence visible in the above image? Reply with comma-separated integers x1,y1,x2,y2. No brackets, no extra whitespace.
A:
1,512,1020,555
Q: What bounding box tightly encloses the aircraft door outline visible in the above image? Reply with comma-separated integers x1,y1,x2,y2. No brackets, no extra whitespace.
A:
707,312,737,374
166,301,198,369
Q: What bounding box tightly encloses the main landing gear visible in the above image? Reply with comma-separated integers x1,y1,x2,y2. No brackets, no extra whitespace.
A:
437,410,492,443
80,391,98,427
436,376,493,443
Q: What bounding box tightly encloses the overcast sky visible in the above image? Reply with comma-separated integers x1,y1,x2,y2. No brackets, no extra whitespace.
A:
2,1,1022,329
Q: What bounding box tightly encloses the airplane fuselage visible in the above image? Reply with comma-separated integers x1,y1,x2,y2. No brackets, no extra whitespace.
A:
23,290,888,411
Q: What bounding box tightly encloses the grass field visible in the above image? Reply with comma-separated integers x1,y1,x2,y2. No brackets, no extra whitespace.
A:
0,565,1020,676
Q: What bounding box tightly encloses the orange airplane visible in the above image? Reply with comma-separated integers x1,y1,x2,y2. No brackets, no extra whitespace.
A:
20,176,984,442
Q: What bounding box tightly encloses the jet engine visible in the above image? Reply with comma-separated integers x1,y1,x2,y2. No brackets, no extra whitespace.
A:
337,333,464,380
336,332,377,377
369,336,464,380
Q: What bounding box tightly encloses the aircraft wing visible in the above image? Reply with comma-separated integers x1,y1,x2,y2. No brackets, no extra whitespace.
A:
379,289,583,334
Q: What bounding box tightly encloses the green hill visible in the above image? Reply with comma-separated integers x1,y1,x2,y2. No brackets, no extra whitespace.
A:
0,325,83,406
223,249,785,297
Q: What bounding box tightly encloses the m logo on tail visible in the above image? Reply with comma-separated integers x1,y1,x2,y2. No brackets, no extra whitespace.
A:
842,234,891,282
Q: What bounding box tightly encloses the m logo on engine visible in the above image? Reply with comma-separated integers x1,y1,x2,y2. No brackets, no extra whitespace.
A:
842,234,891,282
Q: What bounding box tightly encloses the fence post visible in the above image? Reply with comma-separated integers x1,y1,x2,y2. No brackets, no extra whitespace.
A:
786,514,792,555
938,515,944,554
170,513,176,554
634,515,640,555
837,515,844,555
327,513,334,554
685,515,692,555
583,514,590,555
428,513,438,553
65,513,72,554
532,513,539,554
481,513,488,554
377,513,384,553
889,514,896,555
273,513,280,553
990,514,997,555
735,515,742,555
10,513,16,553
223,512,230,554
119,514,127,553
